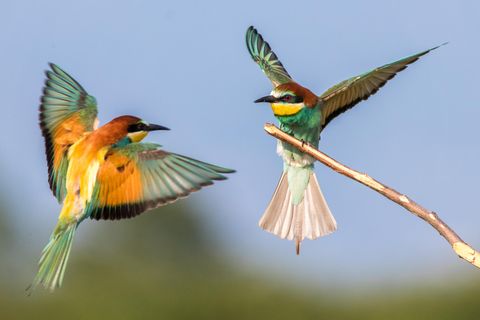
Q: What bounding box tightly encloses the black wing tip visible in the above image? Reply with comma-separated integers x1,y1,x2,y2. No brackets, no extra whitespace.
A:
47,62,61,74
246,25,264,46
246,26,271,58
433,42,449,50
246,26,258,52
210,169,235,181
418,42,448,57
216,168,236,174
246,26,261,39
44,64,62,82
47,63,68,78
44,69,53,80
246,25,257,34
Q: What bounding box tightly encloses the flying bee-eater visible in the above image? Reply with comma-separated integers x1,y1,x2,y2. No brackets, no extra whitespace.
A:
31,63,234,291
246,26,443,254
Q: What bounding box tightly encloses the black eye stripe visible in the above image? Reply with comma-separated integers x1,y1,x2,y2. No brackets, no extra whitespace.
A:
281,95,302,103
127,123,147,132
127,124,136,133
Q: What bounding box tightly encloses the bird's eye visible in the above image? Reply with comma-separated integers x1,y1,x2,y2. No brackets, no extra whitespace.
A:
128,122,146,132
283,95,292,102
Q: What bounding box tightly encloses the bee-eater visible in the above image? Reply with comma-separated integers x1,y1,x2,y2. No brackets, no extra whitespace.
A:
32,63,234,291
246,26,443,254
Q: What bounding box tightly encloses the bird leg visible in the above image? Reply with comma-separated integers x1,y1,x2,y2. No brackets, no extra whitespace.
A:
301,139,306,148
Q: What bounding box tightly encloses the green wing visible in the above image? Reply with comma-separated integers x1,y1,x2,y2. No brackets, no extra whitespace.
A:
39,63,98,201
88,143,235,220
246,26,292,86
319,44,445,128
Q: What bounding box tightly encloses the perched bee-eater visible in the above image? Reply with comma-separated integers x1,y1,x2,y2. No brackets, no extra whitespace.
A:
246,26,443,254
32,63,234,291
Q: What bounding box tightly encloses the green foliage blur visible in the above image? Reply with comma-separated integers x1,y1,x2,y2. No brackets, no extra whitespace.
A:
0,200,479,320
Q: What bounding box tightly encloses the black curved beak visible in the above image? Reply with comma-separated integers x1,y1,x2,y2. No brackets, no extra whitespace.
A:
146,123,170,131
254,95,277,103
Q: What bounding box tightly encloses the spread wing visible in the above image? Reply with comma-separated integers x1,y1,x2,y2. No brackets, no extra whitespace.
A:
88,143,235,220
319,44,445,129
246,26,292,87
39,63,98,201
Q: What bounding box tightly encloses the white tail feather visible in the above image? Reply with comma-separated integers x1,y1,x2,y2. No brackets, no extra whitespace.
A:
259,172,337,250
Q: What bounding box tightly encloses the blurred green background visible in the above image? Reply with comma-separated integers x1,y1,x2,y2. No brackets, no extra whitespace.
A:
1,198,479,319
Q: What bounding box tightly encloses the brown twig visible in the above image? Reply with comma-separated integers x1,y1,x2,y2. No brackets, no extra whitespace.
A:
264,123,480,269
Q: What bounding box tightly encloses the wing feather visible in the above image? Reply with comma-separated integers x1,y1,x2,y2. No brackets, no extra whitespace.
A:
39,63,98,201
319,44,445,128
246,26,292,87
89,143,234,220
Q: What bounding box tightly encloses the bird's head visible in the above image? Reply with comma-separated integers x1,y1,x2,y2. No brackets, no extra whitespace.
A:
254,82,318,117
105,115,170,144
126,117,169,143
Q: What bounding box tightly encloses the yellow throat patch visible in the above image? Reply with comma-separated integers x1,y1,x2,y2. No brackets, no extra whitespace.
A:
271,103,304,116
127,131,148,143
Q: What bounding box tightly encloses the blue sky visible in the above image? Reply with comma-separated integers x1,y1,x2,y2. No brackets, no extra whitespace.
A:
1,0,480,286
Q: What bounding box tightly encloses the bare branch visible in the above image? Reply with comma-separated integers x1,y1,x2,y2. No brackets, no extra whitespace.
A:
264,123,480,269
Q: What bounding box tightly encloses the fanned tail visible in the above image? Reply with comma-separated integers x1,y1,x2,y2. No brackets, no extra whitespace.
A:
29,223,76,292
259,172,337,254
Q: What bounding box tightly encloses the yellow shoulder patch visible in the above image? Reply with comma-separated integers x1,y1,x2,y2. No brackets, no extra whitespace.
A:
96,151,144,206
